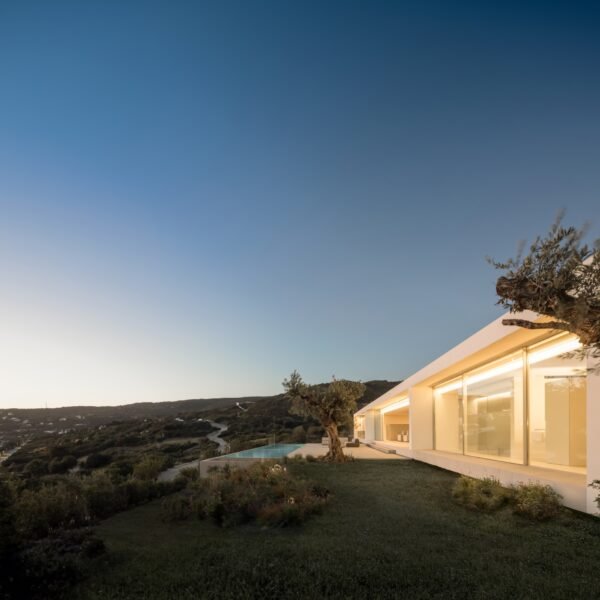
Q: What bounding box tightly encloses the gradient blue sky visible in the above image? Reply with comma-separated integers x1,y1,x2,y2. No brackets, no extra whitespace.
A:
1,1,599,408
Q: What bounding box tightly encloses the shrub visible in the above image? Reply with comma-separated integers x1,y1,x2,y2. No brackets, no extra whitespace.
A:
106,459,134,482
17,528,104,598
119,478,154,506
133,455,166,481
179,467,200,481
84,453,111,469
160,494,194,522
15,481,89,538
452,476,510,512
290,425,307,443
49,455,77,475
512,483,562,521
305,454,317,463
83,472,125,519
191,462,329,528
0,477,19,562
24,459,49,478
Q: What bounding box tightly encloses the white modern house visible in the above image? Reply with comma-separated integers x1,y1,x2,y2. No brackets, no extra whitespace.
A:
354,310,600,514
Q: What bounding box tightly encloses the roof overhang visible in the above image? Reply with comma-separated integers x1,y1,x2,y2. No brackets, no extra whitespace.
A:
356,310,561,415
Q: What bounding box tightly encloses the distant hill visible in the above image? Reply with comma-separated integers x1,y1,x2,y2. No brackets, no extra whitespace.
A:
0,380,401,448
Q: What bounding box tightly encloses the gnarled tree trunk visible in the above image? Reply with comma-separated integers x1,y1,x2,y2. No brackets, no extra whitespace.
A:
325,422,346,462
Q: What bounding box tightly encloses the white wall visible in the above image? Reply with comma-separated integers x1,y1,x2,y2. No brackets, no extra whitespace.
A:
409,386,434,450
586,359,600,514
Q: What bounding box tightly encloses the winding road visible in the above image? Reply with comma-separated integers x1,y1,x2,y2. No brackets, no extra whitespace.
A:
205,420,229,453
158,419,228,482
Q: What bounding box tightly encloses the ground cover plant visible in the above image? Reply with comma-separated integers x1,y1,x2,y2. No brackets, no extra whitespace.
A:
74,460,600,600
512,482,563,521
451,475,511,511
452,475,564,521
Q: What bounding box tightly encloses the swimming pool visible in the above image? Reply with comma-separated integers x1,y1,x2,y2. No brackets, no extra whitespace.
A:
224,443,303,459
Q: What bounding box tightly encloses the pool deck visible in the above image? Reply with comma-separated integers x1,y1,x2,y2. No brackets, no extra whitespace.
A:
287,443,404,460
197,442,403,475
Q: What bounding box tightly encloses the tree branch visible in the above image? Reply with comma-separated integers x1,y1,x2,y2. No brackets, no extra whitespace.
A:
501,318,572,332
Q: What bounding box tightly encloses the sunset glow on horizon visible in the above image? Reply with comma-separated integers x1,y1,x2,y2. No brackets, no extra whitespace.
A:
1,1,599,408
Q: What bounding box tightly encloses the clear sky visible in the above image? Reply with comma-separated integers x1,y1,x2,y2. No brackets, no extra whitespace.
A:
1,1,599,408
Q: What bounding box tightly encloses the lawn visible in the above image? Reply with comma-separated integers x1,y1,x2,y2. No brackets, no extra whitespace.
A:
75,460,600,600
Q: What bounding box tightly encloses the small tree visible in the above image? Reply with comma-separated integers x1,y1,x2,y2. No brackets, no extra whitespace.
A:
283,371,365,462
489,214,600,367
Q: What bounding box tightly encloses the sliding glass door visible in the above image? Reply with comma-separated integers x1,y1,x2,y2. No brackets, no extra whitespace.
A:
433,335,587,472
527,338,587,472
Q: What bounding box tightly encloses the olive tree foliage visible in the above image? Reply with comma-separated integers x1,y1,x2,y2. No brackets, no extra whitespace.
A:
283,371,365,462
488,214,600,368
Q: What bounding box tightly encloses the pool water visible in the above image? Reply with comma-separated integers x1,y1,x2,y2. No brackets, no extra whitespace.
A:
224,443,303,459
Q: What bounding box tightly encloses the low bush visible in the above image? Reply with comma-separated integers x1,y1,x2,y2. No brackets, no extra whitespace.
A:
17,527,105,599
24,459,49,478
15,480,89,538
452,476,510,512
160,494,194,522
511,483,562,521
83,472,125,519
191,462,330,528
85,453,111,469
133,455,167,481
48,455,77,474
179,467,200,481
106,459,134,481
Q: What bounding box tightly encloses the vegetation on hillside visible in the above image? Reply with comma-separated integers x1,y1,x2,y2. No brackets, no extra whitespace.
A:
3,416,218,478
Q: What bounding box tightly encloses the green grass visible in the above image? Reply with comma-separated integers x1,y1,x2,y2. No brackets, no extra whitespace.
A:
75,460,600,600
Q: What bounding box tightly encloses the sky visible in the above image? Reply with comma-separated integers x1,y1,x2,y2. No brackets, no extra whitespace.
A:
1,1,599,408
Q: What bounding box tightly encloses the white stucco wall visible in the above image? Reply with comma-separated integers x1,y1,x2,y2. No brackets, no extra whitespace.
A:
409,386,433,450
586,360,600,514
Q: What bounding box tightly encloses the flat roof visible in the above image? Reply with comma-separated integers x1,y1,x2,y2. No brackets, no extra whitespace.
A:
357,310,554,414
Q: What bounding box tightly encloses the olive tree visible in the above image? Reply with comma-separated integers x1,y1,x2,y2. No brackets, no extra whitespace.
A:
489,214,600,366
283,371,365,462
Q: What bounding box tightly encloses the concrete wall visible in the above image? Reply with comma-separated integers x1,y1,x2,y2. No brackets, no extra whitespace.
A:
586,359,600,514
409,386,434,450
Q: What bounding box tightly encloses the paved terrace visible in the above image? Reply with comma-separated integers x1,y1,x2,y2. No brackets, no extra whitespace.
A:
287,443,404,460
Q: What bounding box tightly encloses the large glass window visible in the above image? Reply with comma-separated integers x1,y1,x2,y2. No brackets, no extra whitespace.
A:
432,335,587,471
434,379,463,453
527,336,586,473
464,353,524,464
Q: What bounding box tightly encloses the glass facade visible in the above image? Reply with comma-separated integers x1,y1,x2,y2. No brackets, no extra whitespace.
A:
464,353,524,463
433,335,586,472
527,338,587,472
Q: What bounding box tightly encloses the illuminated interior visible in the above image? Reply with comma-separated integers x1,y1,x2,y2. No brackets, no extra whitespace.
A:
433,335,586,473
381,398,409,443
527,337,587,473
